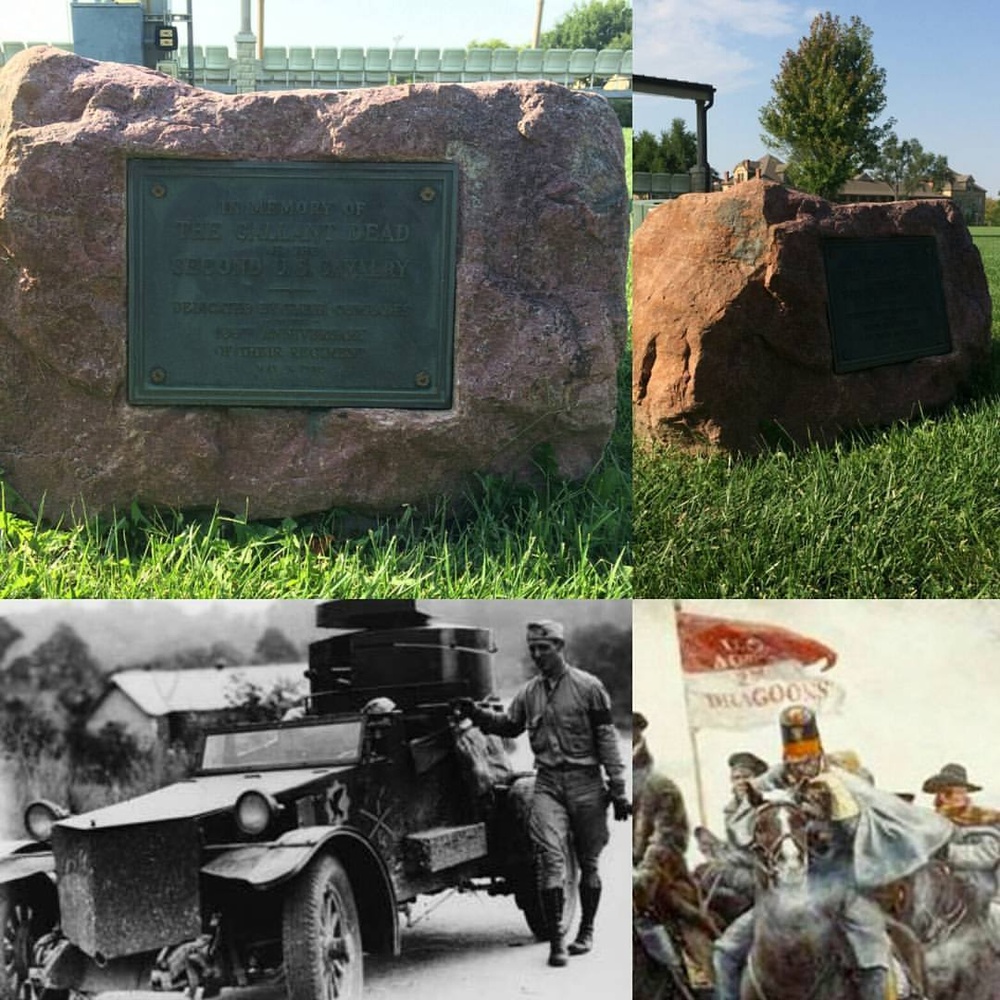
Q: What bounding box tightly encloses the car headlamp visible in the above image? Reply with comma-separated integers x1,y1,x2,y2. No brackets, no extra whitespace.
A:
24,799,68,841
235,789,280,836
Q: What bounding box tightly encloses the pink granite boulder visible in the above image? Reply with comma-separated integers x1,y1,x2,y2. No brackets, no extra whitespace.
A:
0,47,627,519
633,179,992,452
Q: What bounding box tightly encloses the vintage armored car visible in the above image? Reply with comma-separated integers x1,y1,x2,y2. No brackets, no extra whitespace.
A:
0,601,572,1000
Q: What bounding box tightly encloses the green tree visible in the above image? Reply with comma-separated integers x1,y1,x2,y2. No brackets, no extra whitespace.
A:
985,197,1000,227
252,626,301,664
874,133,953,199
466,39,515,49
633,120,697,174
759,13,893,200
541,0,632,50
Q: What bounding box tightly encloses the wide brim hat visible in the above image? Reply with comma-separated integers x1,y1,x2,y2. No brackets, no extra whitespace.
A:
727,751,767,777
780,705,823,761
922,763,981,793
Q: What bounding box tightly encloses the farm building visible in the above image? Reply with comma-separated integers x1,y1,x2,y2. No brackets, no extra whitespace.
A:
85,663,308,746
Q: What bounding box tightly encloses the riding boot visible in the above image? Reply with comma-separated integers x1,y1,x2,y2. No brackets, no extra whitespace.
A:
857,966,891,1000
541,887,568,967
568,884,600,955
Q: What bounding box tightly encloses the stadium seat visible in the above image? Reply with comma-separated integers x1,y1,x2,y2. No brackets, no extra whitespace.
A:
337,47,364,86
462,48,492,82
515,48,544,79
260,46,288,85
390,47,416,83
364,48,390,85
313,47,338,85
490,47,518,79
414,48,441,81
438,48,465,83
203,46,232,84
541,48,571,85
287,47,314,85
592,48,623,85
567,48,597,87
651,173,671,197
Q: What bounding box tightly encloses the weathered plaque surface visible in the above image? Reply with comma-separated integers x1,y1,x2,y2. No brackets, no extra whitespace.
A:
128,160,457,407
823,237,952,374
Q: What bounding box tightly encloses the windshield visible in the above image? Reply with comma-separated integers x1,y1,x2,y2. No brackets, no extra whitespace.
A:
199,719,363,771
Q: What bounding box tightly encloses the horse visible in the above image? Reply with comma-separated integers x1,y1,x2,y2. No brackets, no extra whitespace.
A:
634,842,720,999
738,791,906,1000
692,826,755,931
879,856,1000,1000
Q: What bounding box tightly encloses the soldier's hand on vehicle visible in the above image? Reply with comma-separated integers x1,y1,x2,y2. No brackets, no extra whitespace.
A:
612,794,632,821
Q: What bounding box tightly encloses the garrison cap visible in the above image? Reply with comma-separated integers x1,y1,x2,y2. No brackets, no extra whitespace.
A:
526,620,565,644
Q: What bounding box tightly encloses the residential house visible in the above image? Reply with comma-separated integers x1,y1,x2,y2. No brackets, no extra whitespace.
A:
86,662,309,747
723,156,986,222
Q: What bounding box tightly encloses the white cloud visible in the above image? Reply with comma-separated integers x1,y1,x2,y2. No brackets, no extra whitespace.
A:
635,0,809,92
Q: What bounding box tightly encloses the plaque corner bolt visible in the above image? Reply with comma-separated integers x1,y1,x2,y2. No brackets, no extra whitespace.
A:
419,186,437,203
150,367,167,384
150,183,167,199
415,371,431,388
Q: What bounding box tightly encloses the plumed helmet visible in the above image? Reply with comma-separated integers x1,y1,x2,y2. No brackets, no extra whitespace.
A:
780,705,823,761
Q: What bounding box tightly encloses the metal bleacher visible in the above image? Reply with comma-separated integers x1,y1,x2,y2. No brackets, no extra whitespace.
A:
0,41,632,99
155,45,632,95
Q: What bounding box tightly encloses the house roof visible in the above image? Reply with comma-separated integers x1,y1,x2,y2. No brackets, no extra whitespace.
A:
106,664,309,716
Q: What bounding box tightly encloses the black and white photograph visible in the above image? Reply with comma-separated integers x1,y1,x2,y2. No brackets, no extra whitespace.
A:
0,599,631,1000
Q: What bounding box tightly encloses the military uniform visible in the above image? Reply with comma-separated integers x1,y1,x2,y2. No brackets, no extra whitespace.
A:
464,621,627,967
714,706,951,1000
633,731,689,899
923,763,1000,951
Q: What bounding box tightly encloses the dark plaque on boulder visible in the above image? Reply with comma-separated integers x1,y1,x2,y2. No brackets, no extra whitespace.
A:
823,237,952,374
127,160,457,407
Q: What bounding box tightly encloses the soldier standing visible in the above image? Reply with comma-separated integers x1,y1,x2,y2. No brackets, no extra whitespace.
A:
453,620,629,968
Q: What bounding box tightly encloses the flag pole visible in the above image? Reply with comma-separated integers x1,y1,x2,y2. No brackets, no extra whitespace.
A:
673,600,709,830
688,724,709,830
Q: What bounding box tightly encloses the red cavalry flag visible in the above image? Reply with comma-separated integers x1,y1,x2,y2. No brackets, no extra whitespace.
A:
675,611,844,731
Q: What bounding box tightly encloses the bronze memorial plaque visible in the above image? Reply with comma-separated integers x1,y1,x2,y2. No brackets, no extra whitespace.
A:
128,160,457,407
822,237,952,374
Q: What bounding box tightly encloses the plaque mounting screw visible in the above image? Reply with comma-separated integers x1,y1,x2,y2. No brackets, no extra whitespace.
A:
415,371,431,388
150,183,167,198
419,187,436,203
150,367,167,384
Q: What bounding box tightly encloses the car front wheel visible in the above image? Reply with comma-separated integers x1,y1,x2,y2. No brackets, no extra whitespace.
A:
0,883,62,1000
283,854,363,1000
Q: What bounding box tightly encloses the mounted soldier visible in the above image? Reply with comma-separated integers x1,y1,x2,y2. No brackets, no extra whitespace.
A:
633,712,719,997
713,705,952,1000
923,763,1000,953
694,752,767,928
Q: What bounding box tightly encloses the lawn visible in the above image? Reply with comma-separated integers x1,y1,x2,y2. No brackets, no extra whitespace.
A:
0,131,634,600
635,230,1000,598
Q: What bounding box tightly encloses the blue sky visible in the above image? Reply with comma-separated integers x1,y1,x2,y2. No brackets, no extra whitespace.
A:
2,0,580,53
635,0,1000,198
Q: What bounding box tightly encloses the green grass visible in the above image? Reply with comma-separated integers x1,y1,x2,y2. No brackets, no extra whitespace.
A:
0,134,634,600
635,232,1000,598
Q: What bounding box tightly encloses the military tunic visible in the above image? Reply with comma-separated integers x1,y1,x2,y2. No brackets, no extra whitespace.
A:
475,663,625,891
